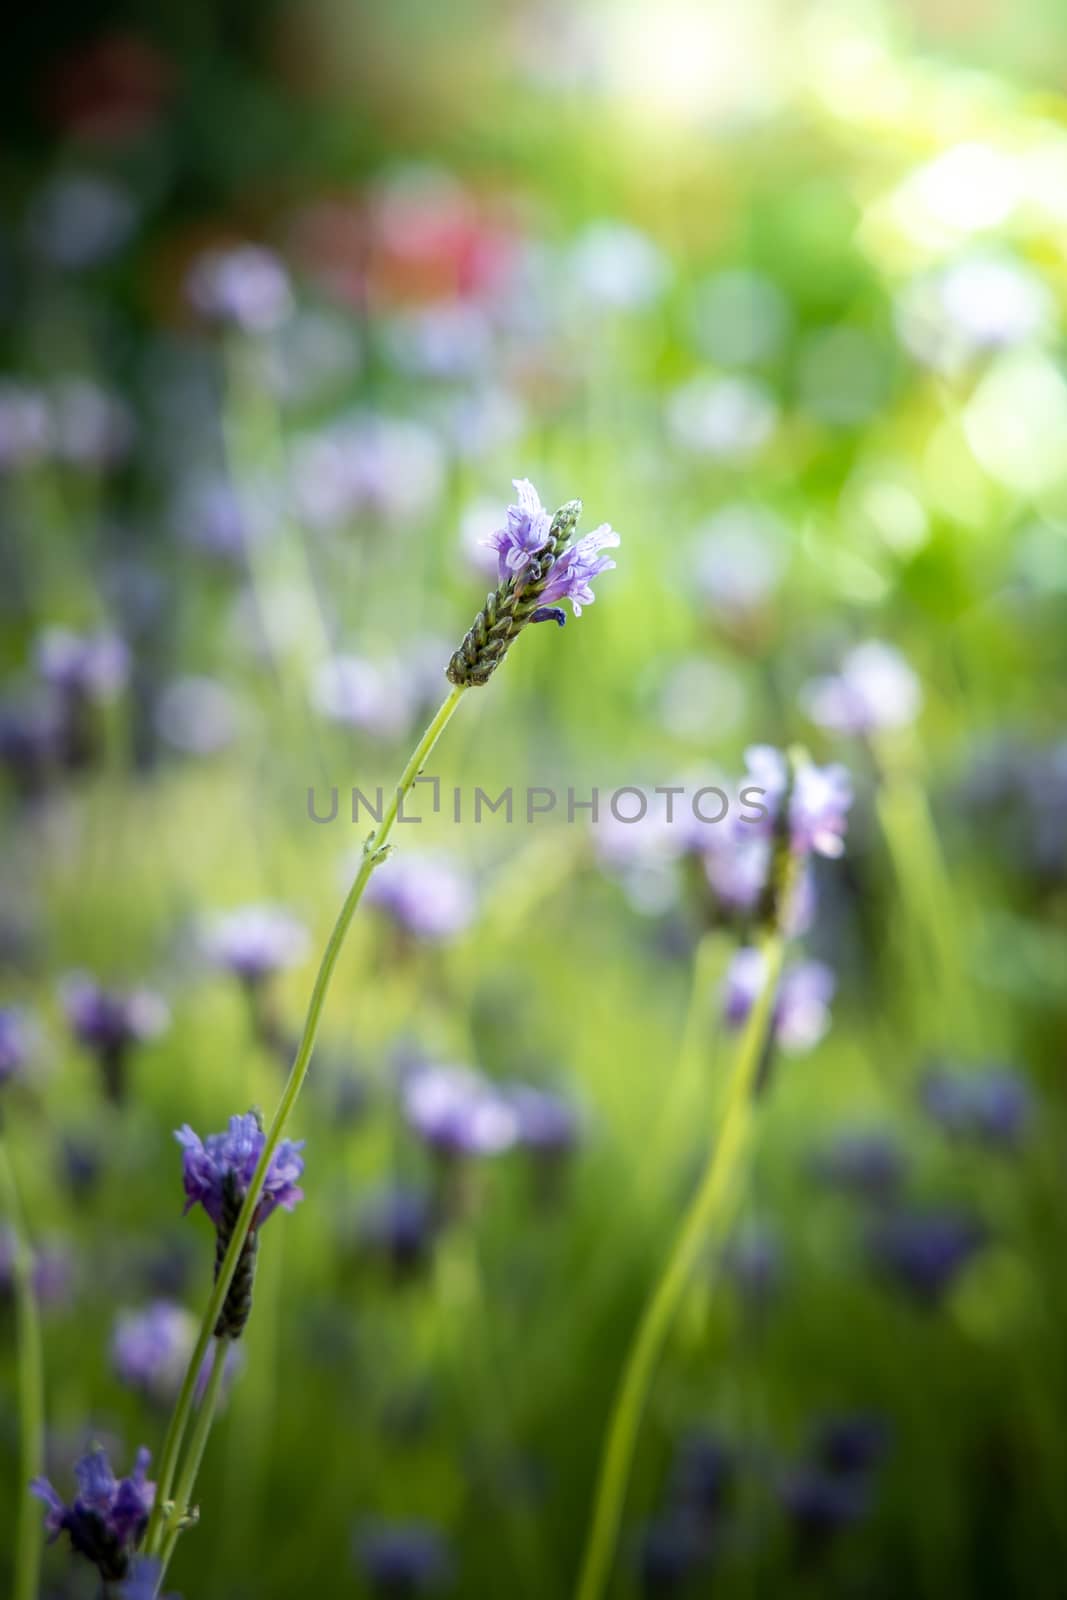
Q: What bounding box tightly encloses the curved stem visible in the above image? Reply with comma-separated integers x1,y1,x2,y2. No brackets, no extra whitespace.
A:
157,1339,228,1581
144,684,467,1557
574,933,785,1600
0,1135,45,1600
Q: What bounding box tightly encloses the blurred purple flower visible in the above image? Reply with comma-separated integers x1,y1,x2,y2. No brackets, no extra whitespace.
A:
172,473,279,560
35,627,130,702
0,1004,34,1086
112,1300,242,1405
112,1300,194,1403
692,505,788,621
50,378,134,469
312,655,414,739
702,835,815,936
355,1520,452,1596
668,1430,734,1522
920,1065,1032,1150
508,1085,581,1156
800,642,922,737
365,854,475,942
187,244,293,332
155,674,241,756
0,383,51,470
358,1184,438,1276
202,904,310,985
635,1516,707,1596
778,1468,870,1545
402,1064,518,1158
811,1413,890,1478
868,1209,985,1306
0,1230,74,1309
810,1127,907,1202
26,173,136,269
61,974,169,1101
741,745,852,861
667,374,777,460
61,974,169,1055
383,300,492,380
724,1220,782,1307
176,1112,305,1230
723,950,835,1053
32,1445,155,1582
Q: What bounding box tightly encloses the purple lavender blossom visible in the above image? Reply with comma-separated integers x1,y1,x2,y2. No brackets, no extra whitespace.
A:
920,1065,1032,1149
186,244,293,332
0,1004,34,1086
537,521,620,617
868,1210,985,1306
485,477,619,615
35,627,130,702
61,974,169,1101
485,477,553,579
32,1446,155,1582
810,1128,907,1202
402,1065,518,1158
722,949,835,1053
355,1520,452,1596
176,1112,305,1230
365,854,475,942
741,745,852,861
202,904,310,986
800,642,922,737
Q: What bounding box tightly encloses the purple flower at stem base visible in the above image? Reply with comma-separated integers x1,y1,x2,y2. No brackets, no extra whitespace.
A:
31,1446,155,1583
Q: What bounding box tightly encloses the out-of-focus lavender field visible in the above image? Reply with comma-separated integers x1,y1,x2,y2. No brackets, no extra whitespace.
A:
2,1,1067,1596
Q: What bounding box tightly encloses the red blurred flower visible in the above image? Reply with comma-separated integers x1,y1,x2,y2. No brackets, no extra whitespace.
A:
41,34,174,145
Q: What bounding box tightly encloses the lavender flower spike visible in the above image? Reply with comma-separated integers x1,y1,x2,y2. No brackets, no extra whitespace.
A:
32,1445,155,1582
448,479,619,685
176,1112,304,1337
176,1112,304,1230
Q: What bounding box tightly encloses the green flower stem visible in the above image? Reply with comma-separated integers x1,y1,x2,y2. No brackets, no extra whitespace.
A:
575,931,785,1600
144,683,468,1558
0,1134,45,1600
157,1339,229,1580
